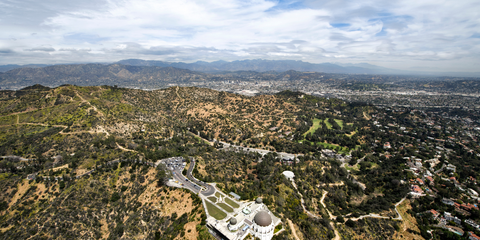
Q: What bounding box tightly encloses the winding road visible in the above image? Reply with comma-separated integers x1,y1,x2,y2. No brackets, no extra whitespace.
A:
292,177,407,240
185,158,215,196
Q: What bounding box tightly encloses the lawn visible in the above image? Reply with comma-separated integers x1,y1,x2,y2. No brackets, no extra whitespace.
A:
303,118,322,136
303,118,345,136
274,224,283,233
205,201,227,220
217,202,234,213
334,119,344,129
324,118,332,129
345,164,359,171
225,197,240,208
208,196,217,203
190,133,211,145
215,192,221,198
316,142,350,154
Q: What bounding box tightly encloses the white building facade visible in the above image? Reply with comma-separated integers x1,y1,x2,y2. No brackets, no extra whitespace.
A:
251,210,274,240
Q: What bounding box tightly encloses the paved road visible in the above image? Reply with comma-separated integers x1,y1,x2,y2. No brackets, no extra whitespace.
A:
172,163,201,194
186,158,215,196
434,164,445,174
219,141,298,160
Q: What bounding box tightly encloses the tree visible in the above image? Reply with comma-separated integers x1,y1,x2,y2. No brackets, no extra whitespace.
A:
156,164,168,187
346,219,355,227
110,192,120,202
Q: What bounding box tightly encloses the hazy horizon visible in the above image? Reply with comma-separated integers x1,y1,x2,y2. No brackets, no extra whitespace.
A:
1,0,480,73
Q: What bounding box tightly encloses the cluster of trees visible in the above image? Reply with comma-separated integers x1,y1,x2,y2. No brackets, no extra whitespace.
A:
195,149,334,239
0,158,206,239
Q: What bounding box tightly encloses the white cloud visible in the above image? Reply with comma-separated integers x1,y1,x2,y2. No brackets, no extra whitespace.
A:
0,0,479,72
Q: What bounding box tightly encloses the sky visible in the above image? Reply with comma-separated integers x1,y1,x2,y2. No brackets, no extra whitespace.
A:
1,0,480,72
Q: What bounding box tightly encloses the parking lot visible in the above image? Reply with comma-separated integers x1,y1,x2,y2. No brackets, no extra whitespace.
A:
160,157,203,194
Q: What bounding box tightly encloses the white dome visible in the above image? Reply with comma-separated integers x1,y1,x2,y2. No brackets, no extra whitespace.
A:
282,171,295,179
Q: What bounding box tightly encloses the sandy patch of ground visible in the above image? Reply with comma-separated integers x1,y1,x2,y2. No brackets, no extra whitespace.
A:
49,164,69,172
0,225,13,233
75,168,90,176
42,148,57,157
160,189,195,217
363,111,371,120
196,164,208,177
100,218,110,239
287,218,302,240
182,221,200,240
392,200,424,240
349,195,369,206
317,181,344,187
33,183,47,197
8,179,29,209
187,103,227,118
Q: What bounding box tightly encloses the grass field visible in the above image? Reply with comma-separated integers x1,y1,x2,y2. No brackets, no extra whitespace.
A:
304,118,346,137
217,202,234,213
345,164,359,171
225,197,240,208
215,192,222,198
205,201,227,220
316,142,350,154
324,118,344,129
274,224,283,233
334,119,344,129
303,118,322,136
324,118,332,129
208,196,217,203
190,132,212,145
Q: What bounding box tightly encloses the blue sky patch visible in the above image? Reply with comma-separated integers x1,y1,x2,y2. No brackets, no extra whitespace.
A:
266,0,306,12
368,14,413,23
375,28,387,37
330,23,351,28
471,33,480,38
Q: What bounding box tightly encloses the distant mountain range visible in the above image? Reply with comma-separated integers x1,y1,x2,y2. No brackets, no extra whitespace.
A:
115,59,480,77
0,64,207,89
0,59,479,82
0,64,51,72
116,59,398,75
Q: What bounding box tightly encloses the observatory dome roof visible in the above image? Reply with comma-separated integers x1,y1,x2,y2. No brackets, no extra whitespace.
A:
254,210,272,227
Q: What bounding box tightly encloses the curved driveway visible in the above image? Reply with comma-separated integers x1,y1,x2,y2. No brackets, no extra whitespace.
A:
186,158,215,196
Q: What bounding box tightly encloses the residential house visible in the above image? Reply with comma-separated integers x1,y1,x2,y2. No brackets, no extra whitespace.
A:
429,209,440,219
469,231,480,240
426,176,434,185
412,185,424,194
445,212,462,225
466,220,480,230
416,178,425,185
446,164,457,172
461,203,479,211
441,198,452,206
